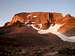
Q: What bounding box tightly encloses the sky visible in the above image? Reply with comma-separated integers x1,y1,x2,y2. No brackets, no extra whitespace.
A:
0,0,75,26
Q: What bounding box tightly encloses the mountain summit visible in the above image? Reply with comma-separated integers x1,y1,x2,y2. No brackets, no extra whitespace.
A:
4,12,75,33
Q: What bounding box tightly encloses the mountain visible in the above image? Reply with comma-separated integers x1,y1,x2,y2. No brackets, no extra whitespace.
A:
0,12,75,56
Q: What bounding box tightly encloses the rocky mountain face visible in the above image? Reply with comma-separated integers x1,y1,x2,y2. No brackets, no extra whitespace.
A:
5,12,63,29
5,12,30,27
0,12,75,56
4,12,75,33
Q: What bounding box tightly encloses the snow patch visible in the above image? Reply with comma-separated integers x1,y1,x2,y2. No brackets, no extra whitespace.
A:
31,24,75,42
33,16,37,18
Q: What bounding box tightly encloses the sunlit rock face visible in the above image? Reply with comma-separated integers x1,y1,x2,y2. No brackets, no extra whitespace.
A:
49,12,63,24
7,12,65,30
4,12,75,33
27,12,64,30
7,12,30,26
57,14,75,33
48,13,75,33
27,12,50,30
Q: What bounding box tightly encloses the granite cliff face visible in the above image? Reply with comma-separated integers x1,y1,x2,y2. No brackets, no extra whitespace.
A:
5,12,63,29
5,12,30,26
58,14,75,33
4,12,75,33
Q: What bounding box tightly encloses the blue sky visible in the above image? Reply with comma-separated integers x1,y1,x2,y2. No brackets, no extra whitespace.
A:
0,0,75,26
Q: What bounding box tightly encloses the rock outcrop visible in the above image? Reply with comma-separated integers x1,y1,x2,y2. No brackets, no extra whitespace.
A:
5,12,30,26
27,12,50,29
58,14,75,32
3,12,75,33
8,12,64,30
